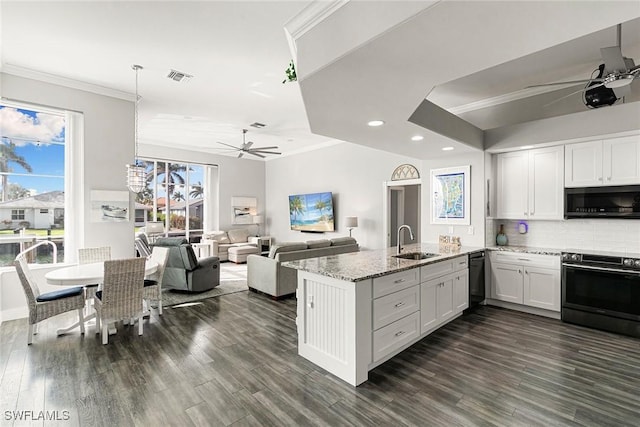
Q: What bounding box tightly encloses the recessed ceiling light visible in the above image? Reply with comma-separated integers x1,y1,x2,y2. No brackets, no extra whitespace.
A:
442,146,454,151
367,120,385,127
411,135,424,141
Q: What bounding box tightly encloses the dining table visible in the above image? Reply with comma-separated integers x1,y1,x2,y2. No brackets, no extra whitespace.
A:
45,259,158,336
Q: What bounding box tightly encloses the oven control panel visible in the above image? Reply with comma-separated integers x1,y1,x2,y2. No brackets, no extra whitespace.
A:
562,252,640,271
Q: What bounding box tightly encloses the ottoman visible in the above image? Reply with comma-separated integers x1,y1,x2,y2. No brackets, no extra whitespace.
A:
228,245,260,263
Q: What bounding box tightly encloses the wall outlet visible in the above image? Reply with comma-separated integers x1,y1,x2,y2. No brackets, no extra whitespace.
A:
468,226,474,235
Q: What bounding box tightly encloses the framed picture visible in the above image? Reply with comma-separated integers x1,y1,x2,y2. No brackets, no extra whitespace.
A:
90,190,129,223
231,196,257,225
430,165,470,225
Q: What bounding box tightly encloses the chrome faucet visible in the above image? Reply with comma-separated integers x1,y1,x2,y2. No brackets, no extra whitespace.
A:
397,224,414,255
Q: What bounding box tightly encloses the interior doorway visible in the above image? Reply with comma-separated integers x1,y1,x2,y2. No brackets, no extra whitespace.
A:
383,179,421,248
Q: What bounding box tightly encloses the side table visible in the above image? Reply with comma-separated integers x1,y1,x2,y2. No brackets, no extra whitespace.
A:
249,236,272,256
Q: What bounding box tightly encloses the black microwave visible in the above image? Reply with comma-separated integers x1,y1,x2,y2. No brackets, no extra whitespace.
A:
565,185,640,219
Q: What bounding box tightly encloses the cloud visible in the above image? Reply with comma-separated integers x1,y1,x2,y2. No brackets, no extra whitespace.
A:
0,107,65,146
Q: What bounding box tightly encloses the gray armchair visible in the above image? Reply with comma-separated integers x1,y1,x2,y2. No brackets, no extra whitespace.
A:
153,237,220,292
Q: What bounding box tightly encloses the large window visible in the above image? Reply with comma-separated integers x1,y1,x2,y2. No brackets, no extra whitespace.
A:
0,104,66,266
137,159,205,240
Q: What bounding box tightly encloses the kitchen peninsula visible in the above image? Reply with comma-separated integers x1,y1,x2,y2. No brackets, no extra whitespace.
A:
284,243,484,386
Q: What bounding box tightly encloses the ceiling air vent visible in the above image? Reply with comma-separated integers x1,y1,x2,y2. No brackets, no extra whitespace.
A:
166,69,193,83
250,122,266,128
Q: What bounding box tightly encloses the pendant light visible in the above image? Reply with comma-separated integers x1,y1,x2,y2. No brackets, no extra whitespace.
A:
126,64,146,193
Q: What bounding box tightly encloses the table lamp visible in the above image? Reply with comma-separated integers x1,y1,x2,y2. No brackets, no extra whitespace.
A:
345,216,358,237
253,215,263,236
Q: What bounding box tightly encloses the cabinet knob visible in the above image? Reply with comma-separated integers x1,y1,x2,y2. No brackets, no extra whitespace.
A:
607,177,611,181
599,177,603,181
518,269,522,274
395,302,405,308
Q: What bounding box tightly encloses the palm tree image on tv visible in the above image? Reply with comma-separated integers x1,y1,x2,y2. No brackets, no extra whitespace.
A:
289,192,334,232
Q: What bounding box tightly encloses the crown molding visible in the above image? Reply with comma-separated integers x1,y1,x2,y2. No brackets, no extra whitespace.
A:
284,0,349,60
2,64,135,101
445,84,579,115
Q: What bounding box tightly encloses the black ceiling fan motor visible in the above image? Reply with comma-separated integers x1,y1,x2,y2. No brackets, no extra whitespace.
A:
583,64,618,108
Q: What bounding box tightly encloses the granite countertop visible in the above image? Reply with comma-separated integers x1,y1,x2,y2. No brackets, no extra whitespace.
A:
283,243,484,282
485,246,563,256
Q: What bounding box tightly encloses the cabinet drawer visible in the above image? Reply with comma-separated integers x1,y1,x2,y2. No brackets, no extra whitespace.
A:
372,311,420,362
373,269,419,298
373,285,420,330
490,251,560,268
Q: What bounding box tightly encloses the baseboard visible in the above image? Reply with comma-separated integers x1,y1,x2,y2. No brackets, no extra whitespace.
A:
0,306,28,324
486,299,561,319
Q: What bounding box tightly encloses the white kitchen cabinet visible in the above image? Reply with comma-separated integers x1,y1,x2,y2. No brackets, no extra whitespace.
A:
497,146,564,220
489,251,560,312
523,266,560,311
420,256,468,334
565,135,640,187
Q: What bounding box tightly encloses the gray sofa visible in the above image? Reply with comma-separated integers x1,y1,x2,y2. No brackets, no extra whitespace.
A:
247,237,359,298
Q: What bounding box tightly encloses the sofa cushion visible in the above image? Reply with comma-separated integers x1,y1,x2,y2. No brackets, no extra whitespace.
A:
204,231,230,244
330,237,357,246
306,239,331,249
228,228,250,244
268,242,308,258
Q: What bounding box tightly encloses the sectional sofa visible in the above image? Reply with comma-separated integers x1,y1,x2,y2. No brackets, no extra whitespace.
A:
247,237,359,298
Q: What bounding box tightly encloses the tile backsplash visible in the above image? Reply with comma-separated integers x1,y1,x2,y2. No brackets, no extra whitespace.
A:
487,219,640,254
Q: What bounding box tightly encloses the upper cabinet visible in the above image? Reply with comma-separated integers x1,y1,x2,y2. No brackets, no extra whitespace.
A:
496,146,564,220
565,135,640,187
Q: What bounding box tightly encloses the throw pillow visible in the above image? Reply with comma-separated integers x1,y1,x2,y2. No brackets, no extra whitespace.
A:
228,228,250,244
330,237,357,246
306,239,331,249
268,242,309,258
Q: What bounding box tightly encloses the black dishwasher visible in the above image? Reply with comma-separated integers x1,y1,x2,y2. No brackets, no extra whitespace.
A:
467,251,485,311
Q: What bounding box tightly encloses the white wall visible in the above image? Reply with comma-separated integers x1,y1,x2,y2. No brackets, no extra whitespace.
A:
265,142,422,250
421,151,486,247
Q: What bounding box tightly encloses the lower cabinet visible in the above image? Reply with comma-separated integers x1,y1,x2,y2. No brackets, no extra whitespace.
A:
420,257,468,335
489,251,560,312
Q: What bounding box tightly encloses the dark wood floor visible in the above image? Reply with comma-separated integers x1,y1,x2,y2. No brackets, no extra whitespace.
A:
1,293,639,427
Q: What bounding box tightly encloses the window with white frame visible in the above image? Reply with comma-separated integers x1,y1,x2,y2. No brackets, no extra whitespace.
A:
137,159,206,240
0,104,66,265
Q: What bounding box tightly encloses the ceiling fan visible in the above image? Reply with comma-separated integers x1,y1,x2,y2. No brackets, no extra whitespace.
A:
527,24,640,108
216,129,281,159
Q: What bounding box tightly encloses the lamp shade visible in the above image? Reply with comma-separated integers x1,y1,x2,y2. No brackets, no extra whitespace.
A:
345,216,358,228
253,215,263,225
145,221,164,235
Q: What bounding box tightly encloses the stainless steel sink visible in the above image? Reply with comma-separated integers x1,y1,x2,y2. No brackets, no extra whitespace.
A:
393,252,439,260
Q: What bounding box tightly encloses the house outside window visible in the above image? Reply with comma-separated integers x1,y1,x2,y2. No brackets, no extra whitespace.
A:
0,104,66,266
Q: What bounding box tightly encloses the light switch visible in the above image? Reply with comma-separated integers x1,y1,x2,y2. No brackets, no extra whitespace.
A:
448,226,454,234
468,226,474,235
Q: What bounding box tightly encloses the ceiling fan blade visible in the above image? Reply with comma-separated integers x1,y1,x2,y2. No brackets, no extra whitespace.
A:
543,83,605,107
250,150,281,155
601,46,628,73
245,151,265,158
237,152,244,159
248,146,279,150
243,141,254,150
217,141,240,150
526,79,601,89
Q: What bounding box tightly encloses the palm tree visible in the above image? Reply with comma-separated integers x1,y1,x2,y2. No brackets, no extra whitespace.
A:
315,200,327,219
172,191,184,202
189,182,203,199
289,196,304,222
0,141,33,202
145,162,188,204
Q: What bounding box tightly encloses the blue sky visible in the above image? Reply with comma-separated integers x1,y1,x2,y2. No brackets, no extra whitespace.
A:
0,106,65,195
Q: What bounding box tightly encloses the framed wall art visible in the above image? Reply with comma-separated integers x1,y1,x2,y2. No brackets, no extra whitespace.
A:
430,165,470,225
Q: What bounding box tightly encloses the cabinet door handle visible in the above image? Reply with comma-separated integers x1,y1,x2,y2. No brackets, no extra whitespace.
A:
394,302,405,308
518,258,530,262
518,269,522,274
598,177,603,181
525,270,529,275
459,261,466,265
395,330,406,337
607,177,612,181
530,211,534,216
393,278,406,284
439,282,445,287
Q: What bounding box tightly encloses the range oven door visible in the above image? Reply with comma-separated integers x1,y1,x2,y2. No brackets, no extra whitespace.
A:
562,264,640,321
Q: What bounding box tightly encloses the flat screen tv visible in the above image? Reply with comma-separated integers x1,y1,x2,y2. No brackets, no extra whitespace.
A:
289,191,335,232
